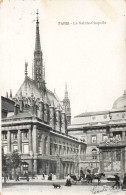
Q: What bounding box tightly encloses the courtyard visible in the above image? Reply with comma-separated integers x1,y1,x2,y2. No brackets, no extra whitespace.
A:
2,180,126,195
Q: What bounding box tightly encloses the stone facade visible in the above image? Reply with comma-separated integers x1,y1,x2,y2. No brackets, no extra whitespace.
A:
68,92,126,176
1,11,86,179
1,96,14,118
2,102,86,178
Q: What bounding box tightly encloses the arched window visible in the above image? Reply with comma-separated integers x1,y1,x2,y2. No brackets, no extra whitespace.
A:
92,149,97,160
44,136,47,155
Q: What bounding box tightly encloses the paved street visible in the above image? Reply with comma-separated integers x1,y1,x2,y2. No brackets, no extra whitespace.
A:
2,182,126,195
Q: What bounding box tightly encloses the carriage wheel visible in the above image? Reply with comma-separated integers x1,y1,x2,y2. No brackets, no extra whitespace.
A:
71,180,77,185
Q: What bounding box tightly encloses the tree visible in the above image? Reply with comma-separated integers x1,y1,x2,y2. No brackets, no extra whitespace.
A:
6,150,21,178
2,147,7,173
2,147,7,183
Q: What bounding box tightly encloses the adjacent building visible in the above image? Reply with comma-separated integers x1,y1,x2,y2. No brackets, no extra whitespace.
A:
1,95,14,118
68,91,126,176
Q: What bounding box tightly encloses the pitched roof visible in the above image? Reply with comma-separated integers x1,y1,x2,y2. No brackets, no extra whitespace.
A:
7,111,33,119
1,96,15,112
15,76,62,108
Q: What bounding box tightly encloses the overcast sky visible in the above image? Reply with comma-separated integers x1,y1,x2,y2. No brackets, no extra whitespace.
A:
0,0,125,119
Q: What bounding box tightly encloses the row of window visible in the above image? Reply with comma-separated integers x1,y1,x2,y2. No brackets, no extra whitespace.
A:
2,132,28,140
91,149,121,161
91,134,113,143
92,113,125,120
91,133,123,144
3,144,29,154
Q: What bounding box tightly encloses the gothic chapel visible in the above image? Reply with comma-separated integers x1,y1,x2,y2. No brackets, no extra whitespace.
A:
1,11,86,178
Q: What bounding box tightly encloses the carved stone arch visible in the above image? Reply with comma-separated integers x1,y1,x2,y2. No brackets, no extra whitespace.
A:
92,148,97,160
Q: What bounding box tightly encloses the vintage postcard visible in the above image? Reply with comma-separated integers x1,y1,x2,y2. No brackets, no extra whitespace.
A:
0,0,126,195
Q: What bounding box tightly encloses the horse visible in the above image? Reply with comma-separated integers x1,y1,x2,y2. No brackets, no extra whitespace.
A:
70,174,78,184
93,173,105,184
86,173,105,184
70,174,85,184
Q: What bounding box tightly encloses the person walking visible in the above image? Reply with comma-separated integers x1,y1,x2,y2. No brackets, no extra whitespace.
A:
26,173,29,182
112,173,120,189
42,172,45,180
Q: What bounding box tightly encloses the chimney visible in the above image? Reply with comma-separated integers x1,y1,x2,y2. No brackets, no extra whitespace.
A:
6,92,8,98
10,89,12,99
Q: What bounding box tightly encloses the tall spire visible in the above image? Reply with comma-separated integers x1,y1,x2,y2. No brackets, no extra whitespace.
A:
33,9,46,92
63,83,71,125
65,82,68,99
25,61,28,77
35,9,41,52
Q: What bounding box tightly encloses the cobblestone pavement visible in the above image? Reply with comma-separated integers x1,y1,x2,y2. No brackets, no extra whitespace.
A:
2,183,126,195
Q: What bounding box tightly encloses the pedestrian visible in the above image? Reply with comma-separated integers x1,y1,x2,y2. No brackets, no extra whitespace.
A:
122,173,126,190
26,173,29,182
3,173,6,183
42,172,45,180
17,174,19,181
80,168,85,180
48,173,52,180
15,174,17,181
65,174,72,186
6,173,9,181
112,173,120,189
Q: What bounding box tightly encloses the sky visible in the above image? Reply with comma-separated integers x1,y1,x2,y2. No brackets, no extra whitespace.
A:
0,0,126,119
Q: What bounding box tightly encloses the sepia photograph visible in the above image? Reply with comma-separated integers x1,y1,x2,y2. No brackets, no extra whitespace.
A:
0,0,126,195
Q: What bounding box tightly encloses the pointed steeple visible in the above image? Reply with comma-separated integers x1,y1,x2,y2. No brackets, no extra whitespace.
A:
65,82,68,99
63,83,71,125
35,9,41,52
25,61,28,77
33,10,46,92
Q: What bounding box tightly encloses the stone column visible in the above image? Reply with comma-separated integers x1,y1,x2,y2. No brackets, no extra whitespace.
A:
99,150,103,173
54,144,57,155
79,144,81,161
33,159,37,175
7,130,11,153
18,130,21,153
67,164,70,174
47,136,50,155
29,128,32,152
122,131,125,141
56,157,63,179
111,150,114,172
52,143,55,155
57,145,59,155
121,148,125,177
42,135,45,155
64,164,66,176
32,125,38,153
72,163,75,174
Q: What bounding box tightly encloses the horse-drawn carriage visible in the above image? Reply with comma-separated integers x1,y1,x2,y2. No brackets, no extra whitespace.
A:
70,172,105,185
